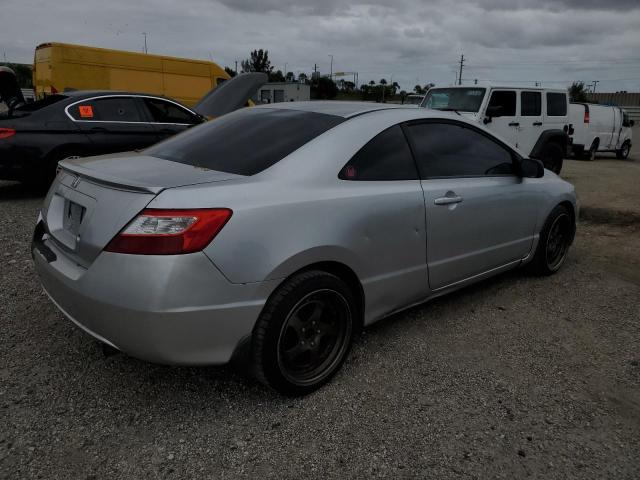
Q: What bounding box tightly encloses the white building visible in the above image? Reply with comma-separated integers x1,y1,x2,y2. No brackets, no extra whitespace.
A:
257,82,310,104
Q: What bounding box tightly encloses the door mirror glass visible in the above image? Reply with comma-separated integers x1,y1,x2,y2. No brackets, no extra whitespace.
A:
520,158,544,178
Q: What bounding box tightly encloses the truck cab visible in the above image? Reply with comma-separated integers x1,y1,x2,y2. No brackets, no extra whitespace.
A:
421,85,571,173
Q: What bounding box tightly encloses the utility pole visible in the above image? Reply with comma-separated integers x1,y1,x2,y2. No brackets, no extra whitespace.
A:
457,54,465,85
592,80,600,93
313,63,318,87
142,32,148,54
235,60,238,75
328,54,333,81
284,62,288,80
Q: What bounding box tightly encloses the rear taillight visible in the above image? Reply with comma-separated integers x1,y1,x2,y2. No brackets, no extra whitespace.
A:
0,128,15,139
105,208,232,255
584,109,589,124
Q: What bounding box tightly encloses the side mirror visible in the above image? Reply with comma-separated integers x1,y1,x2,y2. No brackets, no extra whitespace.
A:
631,120,635,127
519,158,544,178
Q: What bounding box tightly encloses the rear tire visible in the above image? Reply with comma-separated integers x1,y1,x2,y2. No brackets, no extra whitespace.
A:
583,140,598,161
252,270,355,396
529,205,573,276
540,142,564,174
616,142,631,160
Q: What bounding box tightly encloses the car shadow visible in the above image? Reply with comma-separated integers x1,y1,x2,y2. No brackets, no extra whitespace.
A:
0,181,45,201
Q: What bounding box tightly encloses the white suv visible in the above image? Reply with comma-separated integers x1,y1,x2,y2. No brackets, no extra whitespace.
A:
421,85,571,173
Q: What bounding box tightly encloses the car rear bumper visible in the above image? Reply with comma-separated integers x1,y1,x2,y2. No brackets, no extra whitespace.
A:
32,229,279,365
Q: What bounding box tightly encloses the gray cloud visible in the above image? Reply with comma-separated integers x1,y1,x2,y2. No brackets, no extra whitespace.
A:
1,0,639,92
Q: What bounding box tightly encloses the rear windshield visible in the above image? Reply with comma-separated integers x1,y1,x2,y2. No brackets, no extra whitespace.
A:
422,88,486,112
146,108,344,176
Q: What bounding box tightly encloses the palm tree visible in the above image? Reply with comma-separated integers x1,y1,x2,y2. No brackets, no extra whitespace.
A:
380,78,388,86
369,80,375,86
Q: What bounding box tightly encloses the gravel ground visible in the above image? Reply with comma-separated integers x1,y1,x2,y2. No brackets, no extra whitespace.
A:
1,157,640,479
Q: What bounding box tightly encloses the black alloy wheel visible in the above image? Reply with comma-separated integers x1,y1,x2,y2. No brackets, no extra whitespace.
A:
277,289,351,386
252,270,355,396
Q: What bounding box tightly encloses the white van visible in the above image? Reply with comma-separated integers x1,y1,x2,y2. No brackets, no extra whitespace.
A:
569,103,633,160
422,85,571,173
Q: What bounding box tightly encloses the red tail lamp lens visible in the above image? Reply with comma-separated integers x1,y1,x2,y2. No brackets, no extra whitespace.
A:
105,208,232,255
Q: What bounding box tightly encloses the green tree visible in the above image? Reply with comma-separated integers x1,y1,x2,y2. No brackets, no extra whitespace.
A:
269,69,285,82
241,49,273,74
298,72,308,83
285,71,295,82
312,76,338,99
369,80,375,86
568,81,589,102
414,84,424,94
224,66,237,78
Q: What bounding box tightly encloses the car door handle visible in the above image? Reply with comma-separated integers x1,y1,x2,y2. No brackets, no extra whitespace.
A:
508,122,520,127
434,194,463,205
533,121,543,126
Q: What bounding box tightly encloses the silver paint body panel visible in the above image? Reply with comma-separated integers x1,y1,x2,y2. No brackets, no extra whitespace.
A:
33,103,577,365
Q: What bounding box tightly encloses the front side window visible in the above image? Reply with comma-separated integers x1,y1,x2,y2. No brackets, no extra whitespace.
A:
146,107,344,176
487,90,516,116
546,93,567,116
143,98,199,124
422,88,486,112
339,125,418,181
405,122,515,178
521,91,541,116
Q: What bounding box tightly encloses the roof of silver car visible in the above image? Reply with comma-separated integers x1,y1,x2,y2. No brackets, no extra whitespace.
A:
254,101,411,118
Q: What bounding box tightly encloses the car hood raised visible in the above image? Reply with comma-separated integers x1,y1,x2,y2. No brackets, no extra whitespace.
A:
193,72,267,118
0,67,25,111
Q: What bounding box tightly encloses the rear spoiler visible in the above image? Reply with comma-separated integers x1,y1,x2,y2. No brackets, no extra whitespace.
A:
58,160,164,195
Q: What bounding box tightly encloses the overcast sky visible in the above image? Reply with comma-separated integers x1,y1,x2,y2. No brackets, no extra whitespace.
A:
2,0,640,92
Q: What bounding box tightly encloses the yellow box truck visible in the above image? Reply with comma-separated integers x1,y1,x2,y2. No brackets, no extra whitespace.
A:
33,42,231,107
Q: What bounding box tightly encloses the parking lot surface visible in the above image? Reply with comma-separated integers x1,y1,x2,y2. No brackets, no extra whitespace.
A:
1,150,639,478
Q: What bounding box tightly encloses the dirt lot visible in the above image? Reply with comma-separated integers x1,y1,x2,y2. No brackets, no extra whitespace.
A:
1,148,639,478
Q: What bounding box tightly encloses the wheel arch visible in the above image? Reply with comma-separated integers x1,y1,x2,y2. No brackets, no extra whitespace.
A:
529,129,569,159
266,260,365,334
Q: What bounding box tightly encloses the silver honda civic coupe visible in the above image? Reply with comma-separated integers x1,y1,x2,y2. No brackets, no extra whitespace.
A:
32,101,577,395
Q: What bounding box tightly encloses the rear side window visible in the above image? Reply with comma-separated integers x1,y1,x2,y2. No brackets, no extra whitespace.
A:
487,91,516,116
143,98,200,124
94,97,142,122
546,93,567,116
405,122,515,178
521,91,541,116
146,108,344,176
339,125,417,180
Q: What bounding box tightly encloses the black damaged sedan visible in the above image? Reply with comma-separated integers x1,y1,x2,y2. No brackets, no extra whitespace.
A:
0,67,266,186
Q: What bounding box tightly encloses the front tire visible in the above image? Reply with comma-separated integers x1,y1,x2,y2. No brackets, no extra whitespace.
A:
252,270,355,396
540,142,564,174
530,205,573,276
616,142,631,160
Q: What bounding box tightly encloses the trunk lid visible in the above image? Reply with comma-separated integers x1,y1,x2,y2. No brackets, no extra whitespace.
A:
42,153,240,267
0,67,25,112
193,72,267,118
